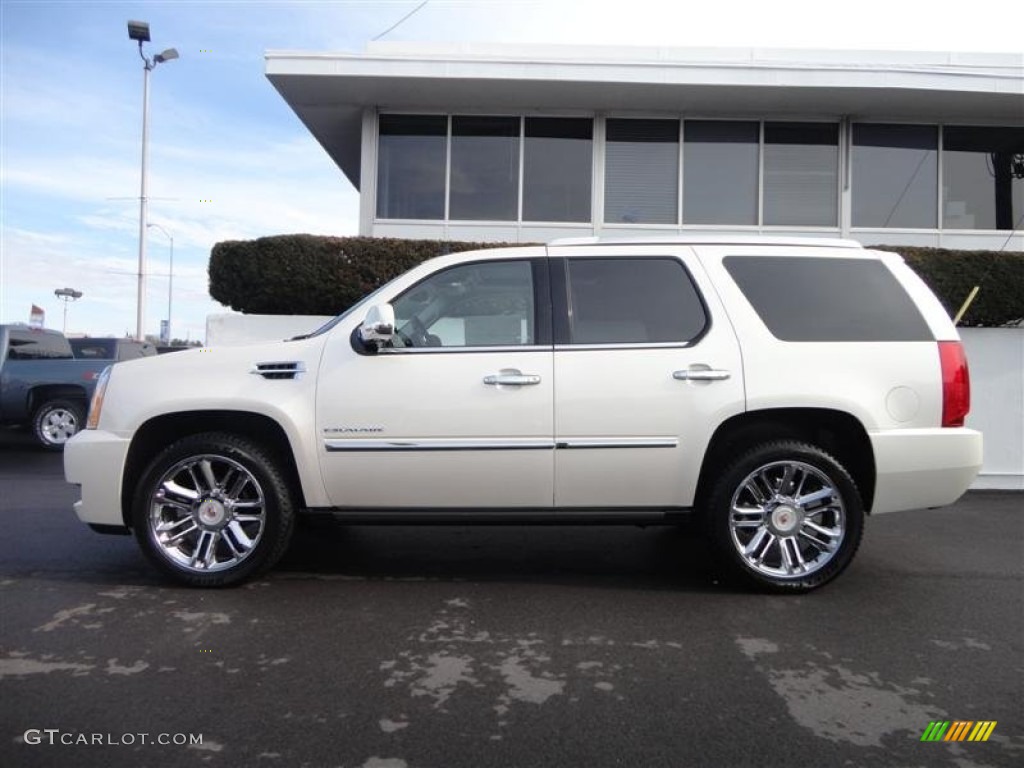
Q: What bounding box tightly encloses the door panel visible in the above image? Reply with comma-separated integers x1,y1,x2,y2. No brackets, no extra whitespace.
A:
316,257,554,509
317,349,553,508
552,247,745,508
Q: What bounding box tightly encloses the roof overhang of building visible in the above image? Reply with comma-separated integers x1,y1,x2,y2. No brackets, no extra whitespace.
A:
265,43,1024,189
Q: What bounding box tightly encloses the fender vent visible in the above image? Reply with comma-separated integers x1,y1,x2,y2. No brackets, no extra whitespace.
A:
251,361,305,380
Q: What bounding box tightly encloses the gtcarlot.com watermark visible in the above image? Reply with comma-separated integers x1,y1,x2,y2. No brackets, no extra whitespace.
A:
24,729,203,747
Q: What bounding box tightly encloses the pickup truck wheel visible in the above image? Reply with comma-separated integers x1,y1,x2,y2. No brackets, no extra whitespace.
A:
32,399,85,451
705,440,864,593
131,432,295,587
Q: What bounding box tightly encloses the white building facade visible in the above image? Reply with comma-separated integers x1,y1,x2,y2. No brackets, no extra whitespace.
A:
266,42,1023,250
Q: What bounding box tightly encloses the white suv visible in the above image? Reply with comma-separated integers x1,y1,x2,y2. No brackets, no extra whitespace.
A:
65,237,982,591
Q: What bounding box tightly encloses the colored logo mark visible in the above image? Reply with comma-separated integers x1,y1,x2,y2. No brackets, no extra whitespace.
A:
920,721,997,742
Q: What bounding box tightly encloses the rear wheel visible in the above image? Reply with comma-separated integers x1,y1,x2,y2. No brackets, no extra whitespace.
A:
131,432,295,587
705,440,864,592
32,399,85,451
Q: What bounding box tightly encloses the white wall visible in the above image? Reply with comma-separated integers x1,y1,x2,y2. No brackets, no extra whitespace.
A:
205,313,333,347
961,328,1024,490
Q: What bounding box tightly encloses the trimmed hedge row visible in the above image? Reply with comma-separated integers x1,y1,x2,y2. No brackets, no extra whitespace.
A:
871,246,1023,327
208,235,512,316
208,235,1023,326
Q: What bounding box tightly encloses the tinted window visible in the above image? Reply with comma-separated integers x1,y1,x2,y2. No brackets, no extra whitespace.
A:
763,123,838,226
852,124,938,228
604,119,679,224
683,121,759,225
523,118,592,222
377,115,447,220
7,330,73,359
724,256,932,341
393,261,535,348
943,126,1024,231
450,116,520,221
70,339,116,359
566,258,706,344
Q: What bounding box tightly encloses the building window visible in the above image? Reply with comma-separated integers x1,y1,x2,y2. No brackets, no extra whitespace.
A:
604,119,679,224
449,116,520,221
683,121,759,225
852,124,938,229
523,117,593,222
763,122,838,226
377,115,447,220
565,258,706,344
943,126,1024,231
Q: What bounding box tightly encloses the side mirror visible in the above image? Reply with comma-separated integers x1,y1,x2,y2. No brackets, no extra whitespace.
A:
358,304,395,349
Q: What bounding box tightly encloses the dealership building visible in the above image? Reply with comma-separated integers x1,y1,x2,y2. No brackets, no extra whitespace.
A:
266,42,1023,250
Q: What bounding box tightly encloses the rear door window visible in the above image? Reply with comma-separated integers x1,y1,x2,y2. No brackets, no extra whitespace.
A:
724,256,932,341
564,258,707,344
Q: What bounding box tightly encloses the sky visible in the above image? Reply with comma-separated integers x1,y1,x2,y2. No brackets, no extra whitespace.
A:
1,0,1021,342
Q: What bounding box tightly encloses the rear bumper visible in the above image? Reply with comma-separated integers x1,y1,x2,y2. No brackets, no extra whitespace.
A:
870,428,983,514
64,429,131,528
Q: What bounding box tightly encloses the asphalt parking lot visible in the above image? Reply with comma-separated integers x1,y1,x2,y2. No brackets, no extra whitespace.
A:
1,426,1021,768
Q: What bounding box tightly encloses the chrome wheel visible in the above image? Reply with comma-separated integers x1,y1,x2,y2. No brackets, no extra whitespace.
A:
728,460,846,580
148,454,267,573
40,407,79,444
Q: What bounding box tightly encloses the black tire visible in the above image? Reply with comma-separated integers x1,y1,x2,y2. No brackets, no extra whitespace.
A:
32,399,85,451
131,432,296,587
704,440,864,593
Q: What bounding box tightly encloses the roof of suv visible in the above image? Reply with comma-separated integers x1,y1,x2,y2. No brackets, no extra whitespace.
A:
548,236,864,249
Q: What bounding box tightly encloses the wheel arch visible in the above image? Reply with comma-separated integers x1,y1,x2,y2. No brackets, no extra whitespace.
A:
28,385,88,414
120,410,306,527
695,408,876,513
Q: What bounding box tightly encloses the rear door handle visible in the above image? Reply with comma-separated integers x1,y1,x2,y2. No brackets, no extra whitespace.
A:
484,371,541,386
673,369,731,381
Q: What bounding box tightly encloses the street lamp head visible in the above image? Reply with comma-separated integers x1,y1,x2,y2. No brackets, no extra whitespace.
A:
154,48,179,64
127,20,151,42
54,288,83,300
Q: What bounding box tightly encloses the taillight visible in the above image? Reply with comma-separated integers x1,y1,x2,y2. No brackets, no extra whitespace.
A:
938,341,970,427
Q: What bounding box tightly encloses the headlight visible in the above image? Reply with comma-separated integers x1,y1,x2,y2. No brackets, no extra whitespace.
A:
86,366,112,430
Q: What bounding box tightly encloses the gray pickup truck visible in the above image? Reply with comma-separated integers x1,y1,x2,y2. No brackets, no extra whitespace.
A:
0,325,110,450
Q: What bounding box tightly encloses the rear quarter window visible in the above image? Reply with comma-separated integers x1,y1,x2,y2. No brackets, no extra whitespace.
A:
724,256,933,341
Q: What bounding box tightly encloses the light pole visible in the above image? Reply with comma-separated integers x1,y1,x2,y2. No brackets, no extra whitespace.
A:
147,222,174,343
54,288,83,334
128,20,178,341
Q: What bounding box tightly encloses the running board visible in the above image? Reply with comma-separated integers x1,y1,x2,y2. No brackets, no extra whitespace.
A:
300,507,693,525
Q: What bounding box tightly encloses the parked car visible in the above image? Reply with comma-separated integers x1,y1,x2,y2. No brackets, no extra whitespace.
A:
70,337,157,362
65,237,982,590
0,325,109,450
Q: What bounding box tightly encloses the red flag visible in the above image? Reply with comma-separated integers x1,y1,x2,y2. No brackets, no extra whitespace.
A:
29,305,45,329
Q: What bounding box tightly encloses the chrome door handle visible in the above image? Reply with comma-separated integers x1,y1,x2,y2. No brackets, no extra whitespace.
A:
483,371,541,386
673,369,731,381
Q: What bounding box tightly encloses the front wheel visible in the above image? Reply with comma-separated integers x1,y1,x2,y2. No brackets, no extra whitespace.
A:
704,440,864,593
32,399,85,451
131,432,296,587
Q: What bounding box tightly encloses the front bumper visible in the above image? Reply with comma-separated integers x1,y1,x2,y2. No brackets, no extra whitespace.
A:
870,427,983,514
64,429,132,528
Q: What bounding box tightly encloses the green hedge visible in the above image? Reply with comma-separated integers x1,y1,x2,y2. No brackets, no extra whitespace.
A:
208,235,513,316
208,235,1023,326
871,246,1023,327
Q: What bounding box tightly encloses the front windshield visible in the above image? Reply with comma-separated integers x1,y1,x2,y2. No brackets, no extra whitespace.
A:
291,274,405,340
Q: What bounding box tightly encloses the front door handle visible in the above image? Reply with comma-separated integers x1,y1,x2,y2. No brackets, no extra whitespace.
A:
673,369,731,381
484,370,541,386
